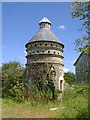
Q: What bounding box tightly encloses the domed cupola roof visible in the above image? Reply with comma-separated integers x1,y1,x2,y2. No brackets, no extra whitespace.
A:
26,17,62,46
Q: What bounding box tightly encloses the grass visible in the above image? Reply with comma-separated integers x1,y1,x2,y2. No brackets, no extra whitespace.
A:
2,99,63,118
2,82,89,118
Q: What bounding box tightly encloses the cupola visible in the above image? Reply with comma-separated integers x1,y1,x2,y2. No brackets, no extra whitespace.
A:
39,17,51,29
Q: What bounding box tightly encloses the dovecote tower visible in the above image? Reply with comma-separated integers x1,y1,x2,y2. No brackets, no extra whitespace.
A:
25,17,65,97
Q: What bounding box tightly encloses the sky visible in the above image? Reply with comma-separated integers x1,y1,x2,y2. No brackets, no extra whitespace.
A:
2,2,85,73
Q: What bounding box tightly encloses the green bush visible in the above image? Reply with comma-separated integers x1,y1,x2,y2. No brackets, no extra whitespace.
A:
2,61,25,102
61,82,89,118
28,85,58,103
64,72,76,84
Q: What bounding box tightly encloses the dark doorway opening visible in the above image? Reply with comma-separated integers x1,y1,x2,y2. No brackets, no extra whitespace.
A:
60,80,63,90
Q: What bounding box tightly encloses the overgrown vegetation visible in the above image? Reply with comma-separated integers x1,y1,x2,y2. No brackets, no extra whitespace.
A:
64,72,76,85
2,82,89,118
1,61,57,102
2,61,25,102
27,63,59,100
1,61,89,118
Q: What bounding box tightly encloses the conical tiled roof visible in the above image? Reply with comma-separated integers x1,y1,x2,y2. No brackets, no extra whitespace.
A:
27,17,62,45
29,28,61,43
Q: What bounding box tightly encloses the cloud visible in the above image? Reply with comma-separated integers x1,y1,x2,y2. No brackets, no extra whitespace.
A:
64,68,69,73
58,25,65,29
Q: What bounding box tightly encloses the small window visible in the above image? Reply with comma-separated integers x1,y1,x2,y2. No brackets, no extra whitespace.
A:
42,51,44,53
44,25,45,26
40,43,42,46
58,52,59,54
48,51,50,53
45,44,47,46
33,51,34,53
56,45,57,47
54,51,55,54
35,44,37,46
51,44,53,46
37,51,39,53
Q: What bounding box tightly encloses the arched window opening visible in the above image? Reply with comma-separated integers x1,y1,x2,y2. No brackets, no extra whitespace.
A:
45,43,47,46
48,51,50,53
37,51,39,53
51,44,53,46
54,51,55,54
35,44,37,46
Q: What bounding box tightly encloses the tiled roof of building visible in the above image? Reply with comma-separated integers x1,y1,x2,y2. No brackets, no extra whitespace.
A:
26,17,63,45
29,28,61,43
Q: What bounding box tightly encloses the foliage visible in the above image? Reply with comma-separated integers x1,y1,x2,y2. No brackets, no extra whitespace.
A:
27,63,58,100
2,61,25,102
64,72,76,84
2,61,58,102
28,85,58,103
61,82,89,118
2,82,89,118
70,1,90,52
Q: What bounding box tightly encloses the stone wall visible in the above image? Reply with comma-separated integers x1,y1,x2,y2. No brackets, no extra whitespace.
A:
27,54,63,64
25,63,64,92
24,41,65,92
26,41,63,64
74,53,88,82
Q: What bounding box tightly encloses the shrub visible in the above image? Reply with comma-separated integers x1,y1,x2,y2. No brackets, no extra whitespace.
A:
64,72,76,84
2,61,25,102
62,82,89,118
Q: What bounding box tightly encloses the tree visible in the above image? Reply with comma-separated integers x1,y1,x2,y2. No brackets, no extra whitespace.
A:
70,1,90,52
64,72,76,85
2,61,25,101
71,1,90,82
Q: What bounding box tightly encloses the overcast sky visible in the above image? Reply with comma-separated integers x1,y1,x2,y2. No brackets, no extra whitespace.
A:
2,2,85,73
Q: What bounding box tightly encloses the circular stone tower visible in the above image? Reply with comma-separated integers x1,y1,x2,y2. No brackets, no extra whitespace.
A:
25,17,65,94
